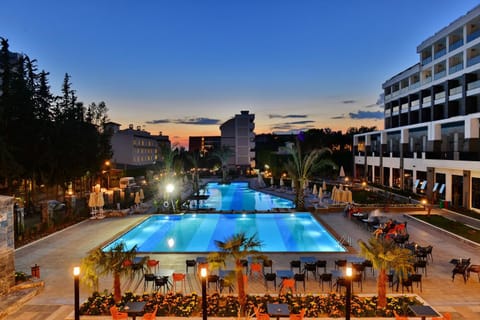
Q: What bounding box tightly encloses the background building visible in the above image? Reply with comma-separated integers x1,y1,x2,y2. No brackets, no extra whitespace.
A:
188,136,221,157
107,123,170,168
220,110,256,170
354,4,480,211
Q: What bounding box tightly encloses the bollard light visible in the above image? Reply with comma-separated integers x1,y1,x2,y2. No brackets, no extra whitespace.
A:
201,267,207,320
345,266,352,320
73,266,80,320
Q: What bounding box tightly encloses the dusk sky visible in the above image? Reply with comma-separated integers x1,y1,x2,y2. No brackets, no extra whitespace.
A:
2,1,479,147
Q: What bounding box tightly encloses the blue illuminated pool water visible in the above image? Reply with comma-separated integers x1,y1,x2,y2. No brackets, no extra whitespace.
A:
193,182,294,211
103,213,346,253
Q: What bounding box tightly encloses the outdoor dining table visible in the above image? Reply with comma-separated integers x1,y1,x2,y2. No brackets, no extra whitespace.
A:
123,301,146,320
408,305,440,320
276,270,294,279
267,303,290,320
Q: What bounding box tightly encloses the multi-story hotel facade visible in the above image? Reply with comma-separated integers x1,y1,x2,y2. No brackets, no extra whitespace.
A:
354,5,480,211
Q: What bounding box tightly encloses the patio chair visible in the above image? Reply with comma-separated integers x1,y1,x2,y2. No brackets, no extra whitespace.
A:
293,272,306,291
289,309,305,320
334,259,347,269
400,277,413,293
110,306,128,320
362,259,374,276
352,272,363,292
304,262,317,280
290,260,301,273
143,273,155,291
219,278,234,293
393,310,408,320
410,273,422,292
264,273,276,290
319,273,333,291
334,277,348,293
425,245,433,262
147,259,159,272
154,276,169,293
263,259,273,273
253,307,270,320
207,274,219,291
172,272,186,292
315,260,327,274
142,304,158,320
414,260,427,276
185,259,196,274
280,278,295,294
250,262,263,279
452,258,470,283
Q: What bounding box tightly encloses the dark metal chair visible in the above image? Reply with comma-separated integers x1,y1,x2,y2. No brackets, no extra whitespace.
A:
186,259,196,274
290,260,301,273
264,273,276,290
304,262,317,280
294,272,306,291
315,260,327,274
319,273,332,291
144,273,155,291
263,259,273,274
410,274,422,291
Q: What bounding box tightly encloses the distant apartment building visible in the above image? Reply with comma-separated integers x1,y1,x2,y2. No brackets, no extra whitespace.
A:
220,110,256,169
188,136,221,157
353,4,480,211
107,123,170,168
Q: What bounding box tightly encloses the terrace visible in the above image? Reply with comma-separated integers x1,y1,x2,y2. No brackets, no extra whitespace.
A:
4,181,480,319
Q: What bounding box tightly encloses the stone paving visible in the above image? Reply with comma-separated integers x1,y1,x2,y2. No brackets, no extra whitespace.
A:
3,201,480,319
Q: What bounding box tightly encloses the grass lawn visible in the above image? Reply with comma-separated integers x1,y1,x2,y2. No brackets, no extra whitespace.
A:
412,214,480,244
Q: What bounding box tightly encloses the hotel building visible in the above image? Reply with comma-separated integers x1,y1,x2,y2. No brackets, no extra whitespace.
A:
220,110,256,169
353,5,480,211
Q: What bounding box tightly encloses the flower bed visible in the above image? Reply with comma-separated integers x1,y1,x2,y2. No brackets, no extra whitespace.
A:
80,291,421,318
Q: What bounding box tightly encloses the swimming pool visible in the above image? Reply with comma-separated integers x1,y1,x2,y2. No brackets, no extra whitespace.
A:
103,213,346,253
192,182,294,211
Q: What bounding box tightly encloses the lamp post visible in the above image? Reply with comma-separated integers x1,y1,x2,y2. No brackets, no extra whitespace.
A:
73,266,80,320
201,267,207,320
166,183,175,212
345,266,352,320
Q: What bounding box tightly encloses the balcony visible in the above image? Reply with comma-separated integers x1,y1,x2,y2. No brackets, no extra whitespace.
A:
467,29,480,42
422,96,431,105
422,76,432,85
449,39,464,52
435,91,446,100
422,56,433,65
449,86,462,96
467,55,480,67
467,79,480,90
434,48,447,60
449,62,463,74
434,70,446,80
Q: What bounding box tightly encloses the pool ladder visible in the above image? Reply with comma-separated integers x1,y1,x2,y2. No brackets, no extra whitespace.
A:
339,234,353,247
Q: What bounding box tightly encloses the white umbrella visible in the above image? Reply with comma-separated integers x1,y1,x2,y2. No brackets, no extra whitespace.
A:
96,191,105,208
88,193,96,208
134,192,141,205
339,166,345,177
322,180,327,190
331,186,338,203
318,187,323,202
280,177,284,187
139,188,145,201
312,184,318,196
346,188,353,203
257,173,265,187
291,179,295,190
270,176,274,186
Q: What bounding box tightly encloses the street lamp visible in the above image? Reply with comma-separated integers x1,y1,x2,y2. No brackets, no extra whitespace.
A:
201,267,207,320
73,266,80,320
345,266,352,320
166,183,175,212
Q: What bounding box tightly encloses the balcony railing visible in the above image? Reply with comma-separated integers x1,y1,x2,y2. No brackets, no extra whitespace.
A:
434,70,446,80
422,96,431,104
449,62,463,74
467,55,480,67
449,39,464,51
410,82,420,90
435,91,446,100
467,29,480,42
422,77,432,85
422,56,433,65
449,86,462,96
467,79,480,90
434,48,447,59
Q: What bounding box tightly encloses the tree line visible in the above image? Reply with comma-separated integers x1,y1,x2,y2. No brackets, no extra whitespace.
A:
0,38,111,211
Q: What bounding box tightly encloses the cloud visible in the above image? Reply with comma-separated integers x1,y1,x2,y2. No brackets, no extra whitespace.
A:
330,115,346,119
270,120,315,131
268,114,307,119
348,110,384,119
342,100,356,104
146,117,220,125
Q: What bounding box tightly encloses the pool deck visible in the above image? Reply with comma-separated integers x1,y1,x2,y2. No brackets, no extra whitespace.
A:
3,193,480,319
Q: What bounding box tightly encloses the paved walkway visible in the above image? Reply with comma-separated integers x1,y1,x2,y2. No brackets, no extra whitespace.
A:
3,199,480,319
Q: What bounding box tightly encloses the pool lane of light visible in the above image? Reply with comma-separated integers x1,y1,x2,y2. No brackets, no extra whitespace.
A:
194,182,294,211
103,213,346,253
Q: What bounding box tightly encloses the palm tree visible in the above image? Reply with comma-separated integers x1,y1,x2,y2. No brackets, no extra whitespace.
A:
284,140,334,210
210,145,233,184
208,232,265,316
357,237,414,309
81,242,144,303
